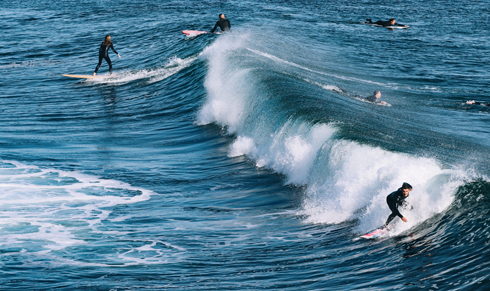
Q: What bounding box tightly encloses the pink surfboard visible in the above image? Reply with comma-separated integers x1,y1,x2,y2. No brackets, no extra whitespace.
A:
182,30,209,36
360,227,388,239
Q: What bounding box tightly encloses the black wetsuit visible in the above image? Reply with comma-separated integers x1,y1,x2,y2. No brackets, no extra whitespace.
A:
365,95,379,103
385,189,410,226
366,19,406,27
210,18,231,33
94,42,118,74
470,102,490,107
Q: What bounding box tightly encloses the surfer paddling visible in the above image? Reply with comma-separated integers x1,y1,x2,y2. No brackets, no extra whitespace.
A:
94,35,121,76
365,90,387,104
365,18,408,28
466,100,490,107
384,182,413,227
210,14,231,33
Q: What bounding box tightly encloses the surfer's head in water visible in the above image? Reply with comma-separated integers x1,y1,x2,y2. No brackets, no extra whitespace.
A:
389,18,396,25
374,90,381,99
219,13,225,19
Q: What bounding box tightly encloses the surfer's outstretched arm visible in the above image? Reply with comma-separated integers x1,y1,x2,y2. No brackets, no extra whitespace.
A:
110,44,121,58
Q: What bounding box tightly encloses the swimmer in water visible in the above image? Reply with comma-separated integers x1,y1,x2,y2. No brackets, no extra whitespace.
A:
365,90,387,104
365,18,408,28
94,35,121,76
210,14,231,33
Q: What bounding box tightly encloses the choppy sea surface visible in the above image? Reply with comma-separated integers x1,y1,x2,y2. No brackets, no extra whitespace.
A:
1,0,490,289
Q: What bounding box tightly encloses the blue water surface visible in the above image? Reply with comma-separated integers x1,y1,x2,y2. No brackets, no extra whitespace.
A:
1,0,489,289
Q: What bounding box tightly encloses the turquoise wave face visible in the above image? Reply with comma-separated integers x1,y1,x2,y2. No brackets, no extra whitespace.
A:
1,0,490,289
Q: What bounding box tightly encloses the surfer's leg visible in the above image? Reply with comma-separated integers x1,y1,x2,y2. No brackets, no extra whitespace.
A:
385,195,397,226
105,56,112,74
94,56,104,74
385,213,397,226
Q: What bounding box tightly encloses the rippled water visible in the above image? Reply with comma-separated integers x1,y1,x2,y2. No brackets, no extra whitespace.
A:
1,0,489,289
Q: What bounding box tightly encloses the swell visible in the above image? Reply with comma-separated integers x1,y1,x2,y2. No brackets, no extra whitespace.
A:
197,31,485,235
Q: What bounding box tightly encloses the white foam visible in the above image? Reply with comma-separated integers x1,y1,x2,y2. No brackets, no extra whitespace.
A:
88,55,197,85
229,136,256,157
0,160,154,257
197,34,251,132
300,140,467,231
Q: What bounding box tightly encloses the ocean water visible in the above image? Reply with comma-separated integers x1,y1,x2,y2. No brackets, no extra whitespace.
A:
1,0,490,289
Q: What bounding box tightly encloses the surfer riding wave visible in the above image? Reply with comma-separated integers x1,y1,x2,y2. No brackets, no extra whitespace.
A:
385,182,413,227
94,35,121,76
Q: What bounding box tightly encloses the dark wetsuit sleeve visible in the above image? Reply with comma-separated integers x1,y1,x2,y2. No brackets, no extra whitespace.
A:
226,19,231,30
110,44,118,55
210,21,219,33
473,102,490,106
394,23,406,27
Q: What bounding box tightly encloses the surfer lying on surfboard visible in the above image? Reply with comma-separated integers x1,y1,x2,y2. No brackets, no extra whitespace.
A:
365,90,387,105
466,100,490,107
210,14,231,33
365,18,408,28
385,182,413,227
94,35,121,76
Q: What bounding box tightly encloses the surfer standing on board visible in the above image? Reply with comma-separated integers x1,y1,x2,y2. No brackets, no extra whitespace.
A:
365,18,408,28
385,182,413,227
94,35,121,76
210,14,231,33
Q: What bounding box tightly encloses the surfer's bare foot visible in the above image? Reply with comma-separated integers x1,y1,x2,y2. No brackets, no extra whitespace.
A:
93,73,96,76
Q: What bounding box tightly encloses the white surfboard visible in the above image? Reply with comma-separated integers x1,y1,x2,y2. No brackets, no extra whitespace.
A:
182,30,209,36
